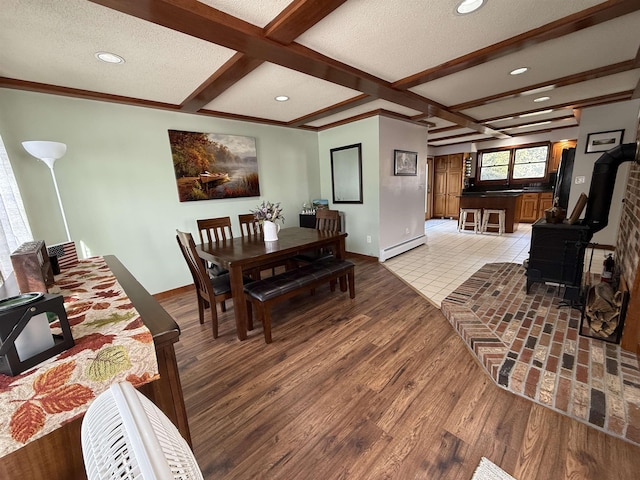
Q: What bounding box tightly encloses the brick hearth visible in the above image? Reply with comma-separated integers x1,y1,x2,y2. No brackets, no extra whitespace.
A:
441,262,640,446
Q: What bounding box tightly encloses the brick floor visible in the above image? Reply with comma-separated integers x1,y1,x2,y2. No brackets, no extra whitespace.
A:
441,262,640,447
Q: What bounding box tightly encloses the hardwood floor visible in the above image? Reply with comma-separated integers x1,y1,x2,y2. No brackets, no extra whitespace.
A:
160,257,640,479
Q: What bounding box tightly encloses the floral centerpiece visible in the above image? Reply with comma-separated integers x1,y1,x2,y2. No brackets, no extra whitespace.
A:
251,201,284,242
251,200,285,224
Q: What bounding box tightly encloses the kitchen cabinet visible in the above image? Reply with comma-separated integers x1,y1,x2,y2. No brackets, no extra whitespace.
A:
520,193,540,222
539,192,553,212
549,140,577,172
433,153,465,219
520,191,554,222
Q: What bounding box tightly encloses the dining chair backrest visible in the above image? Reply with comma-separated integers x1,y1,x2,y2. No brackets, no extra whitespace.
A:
176,230,210,298
238,213,262,237
197,217,233,244
315,209,341,232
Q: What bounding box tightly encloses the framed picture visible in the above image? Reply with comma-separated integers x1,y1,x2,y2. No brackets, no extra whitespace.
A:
394,150,418,176
168,130,260,202
585,129,624,154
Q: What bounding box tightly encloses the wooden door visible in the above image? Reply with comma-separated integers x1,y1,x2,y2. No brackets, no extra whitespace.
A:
433,170,447,217
425,157,434,219
446,154,463,218
445,169,463,218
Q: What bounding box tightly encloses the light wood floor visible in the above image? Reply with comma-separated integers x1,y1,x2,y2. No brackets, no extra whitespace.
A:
160,257,640,479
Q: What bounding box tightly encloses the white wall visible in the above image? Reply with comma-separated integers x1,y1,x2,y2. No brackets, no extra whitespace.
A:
569,100,640,245
318,117,380,257
378,116,428,260
0,89,319,294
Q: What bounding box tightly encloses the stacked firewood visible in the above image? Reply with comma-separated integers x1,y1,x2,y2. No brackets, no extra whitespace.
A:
584,282,623,338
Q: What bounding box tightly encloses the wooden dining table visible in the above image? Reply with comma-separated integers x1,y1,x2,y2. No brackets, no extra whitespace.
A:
197,227,348,340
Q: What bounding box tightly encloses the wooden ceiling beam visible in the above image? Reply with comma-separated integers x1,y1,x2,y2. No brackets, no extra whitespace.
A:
480,91,634,125
181,0,347,112
263,0,348,44
0,76,180,111
180,53,263,112
632,43,640,99
89,0,508,139
287,94,372,127
393,0,640,90
449,60,637,112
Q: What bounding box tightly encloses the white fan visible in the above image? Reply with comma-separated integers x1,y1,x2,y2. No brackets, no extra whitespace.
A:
81,381,203,480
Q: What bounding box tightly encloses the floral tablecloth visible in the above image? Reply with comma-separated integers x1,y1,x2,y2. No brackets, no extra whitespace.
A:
0,256,159,457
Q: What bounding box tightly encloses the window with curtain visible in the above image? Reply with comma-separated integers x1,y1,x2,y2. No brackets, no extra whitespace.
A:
0,135,33,282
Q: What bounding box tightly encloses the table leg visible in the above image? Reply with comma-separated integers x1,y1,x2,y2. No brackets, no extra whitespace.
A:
230,264,247,340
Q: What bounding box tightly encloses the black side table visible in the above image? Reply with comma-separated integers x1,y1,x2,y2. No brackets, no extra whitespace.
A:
299,214,316,228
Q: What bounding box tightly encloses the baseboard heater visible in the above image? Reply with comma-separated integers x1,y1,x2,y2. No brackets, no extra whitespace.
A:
379,235,426,262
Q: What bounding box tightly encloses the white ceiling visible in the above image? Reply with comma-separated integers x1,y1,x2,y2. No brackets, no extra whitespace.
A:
1,0,638,147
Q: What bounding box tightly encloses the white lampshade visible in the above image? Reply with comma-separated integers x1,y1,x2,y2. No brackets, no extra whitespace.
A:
21,140,71,241
22,141,67,168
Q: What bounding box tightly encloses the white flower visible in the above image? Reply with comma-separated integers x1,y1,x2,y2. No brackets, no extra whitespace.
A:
251,200,285,224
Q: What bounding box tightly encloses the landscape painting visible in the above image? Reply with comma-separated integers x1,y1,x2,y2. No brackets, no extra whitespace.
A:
168,129,260,202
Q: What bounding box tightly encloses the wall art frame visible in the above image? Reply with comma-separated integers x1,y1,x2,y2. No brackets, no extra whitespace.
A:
394,150,418,176
585,129,624,154
168,129,260,202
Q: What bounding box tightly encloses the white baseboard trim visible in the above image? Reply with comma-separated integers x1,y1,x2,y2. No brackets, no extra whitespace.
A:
378,235,426,262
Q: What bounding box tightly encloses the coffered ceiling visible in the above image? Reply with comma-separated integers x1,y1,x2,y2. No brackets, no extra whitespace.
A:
2,0,639,147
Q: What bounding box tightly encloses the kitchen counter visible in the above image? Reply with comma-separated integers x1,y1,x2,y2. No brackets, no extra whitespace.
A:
462,187,552,196
459,191,523,233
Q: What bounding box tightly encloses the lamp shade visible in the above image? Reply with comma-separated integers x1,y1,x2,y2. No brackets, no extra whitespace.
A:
22,141,67,166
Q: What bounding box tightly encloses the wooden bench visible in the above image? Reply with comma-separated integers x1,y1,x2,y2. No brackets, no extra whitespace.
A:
244,259,355,343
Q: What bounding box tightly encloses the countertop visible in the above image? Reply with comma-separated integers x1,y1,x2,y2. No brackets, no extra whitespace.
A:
461,187,552,197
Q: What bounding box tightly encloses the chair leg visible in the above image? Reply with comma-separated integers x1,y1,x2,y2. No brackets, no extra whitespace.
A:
221,299,227,312
197,296,205,325
347,270,355,299
209,299,219,339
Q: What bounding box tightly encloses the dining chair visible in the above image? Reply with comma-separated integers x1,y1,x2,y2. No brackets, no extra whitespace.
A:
294,209,342,265
176,229,236,338
197,217,233,244
196,217,232,277
315,209,341,232
238,213,262,237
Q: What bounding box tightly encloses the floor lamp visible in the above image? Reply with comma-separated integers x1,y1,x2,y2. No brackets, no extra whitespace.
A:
22,141,71,242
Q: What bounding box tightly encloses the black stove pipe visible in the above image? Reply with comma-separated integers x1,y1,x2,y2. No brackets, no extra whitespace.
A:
583,141,639,235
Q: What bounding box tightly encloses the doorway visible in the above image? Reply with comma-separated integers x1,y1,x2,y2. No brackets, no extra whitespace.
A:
425,156,434,220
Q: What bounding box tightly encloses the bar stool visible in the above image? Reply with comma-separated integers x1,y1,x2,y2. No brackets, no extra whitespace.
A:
481,209,506,235
458,208,482,233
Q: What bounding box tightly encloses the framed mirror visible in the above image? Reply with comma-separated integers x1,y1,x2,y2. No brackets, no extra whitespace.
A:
330,143,363,204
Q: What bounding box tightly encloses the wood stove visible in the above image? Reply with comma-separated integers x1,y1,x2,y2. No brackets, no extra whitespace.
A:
525,141,639,300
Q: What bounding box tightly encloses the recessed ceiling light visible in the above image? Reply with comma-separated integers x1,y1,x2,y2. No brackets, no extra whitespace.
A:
509,67,528,75
519,109,553,118
274,95,289,102
456,0,485,15
95,52,125,64
534,96,551,103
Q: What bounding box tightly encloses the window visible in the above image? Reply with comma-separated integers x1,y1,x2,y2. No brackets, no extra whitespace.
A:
0,135,33,280
478,142,549,184
479,150,510,181
513,145,548,179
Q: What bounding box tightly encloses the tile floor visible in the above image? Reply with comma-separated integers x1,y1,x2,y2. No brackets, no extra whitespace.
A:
383,219,532,307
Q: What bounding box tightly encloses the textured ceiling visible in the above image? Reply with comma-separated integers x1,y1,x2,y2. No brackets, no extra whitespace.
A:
1,0,638,147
